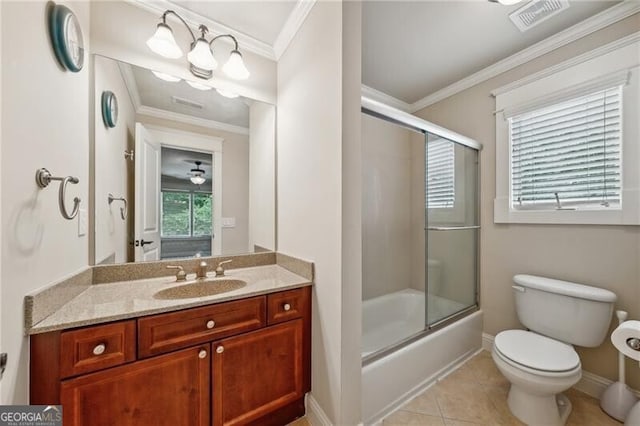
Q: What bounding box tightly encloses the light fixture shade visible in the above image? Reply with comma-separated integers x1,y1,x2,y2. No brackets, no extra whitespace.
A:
187,38,218,71
190,175,206,185
186,80,212,91
222,50,250,80
497,0,522,4
146,23,183,59
216,88,239,99
152,70,181,82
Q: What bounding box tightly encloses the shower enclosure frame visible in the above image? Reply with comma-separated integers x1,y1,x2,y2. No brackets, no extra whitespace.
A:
361,97,482,366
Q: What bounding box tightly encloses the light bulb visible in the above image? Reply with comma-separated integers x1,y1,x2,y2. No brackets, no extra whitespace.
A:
187,38,218,71
152,70,181,82
146,23,182,59
190,175,206,185
186,80,212,91
216,88,239,99
222,50,250,80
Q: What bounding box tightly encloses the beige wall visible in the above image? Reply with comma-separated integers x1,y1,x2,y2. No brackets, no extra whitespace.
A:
362,113,414,299
1,1,90,403
248,102,276,251
90,1,277,104
137,115,251,256
277,1,348,423
94,56,136,264
415,14,640,389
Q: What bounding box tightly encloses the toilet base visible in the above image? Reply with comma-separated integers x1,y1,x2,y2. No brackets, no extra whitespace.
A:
508,386,572,426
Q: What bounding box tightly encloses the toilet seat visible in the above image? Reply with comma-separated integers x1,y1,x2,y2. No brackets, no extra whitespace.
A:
494,330,581,375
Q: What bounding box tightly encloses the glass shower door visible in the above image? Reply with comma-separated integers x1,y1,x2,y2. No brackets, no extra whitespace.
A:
425,134,479,327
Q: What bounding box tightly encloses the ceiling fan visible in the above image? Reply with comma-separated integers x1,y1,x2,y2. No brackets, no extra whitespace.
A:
189,161,206,185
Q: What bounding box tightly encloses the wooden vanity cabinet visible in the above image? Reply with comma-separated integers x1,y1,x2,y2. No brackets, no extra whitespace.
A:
30,286,311,426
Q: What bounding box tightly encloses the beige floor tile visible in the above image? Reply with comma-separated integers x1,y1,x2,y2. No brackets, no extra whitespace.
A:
434,382,501,424
443,418,483,426
383,410,446,426
402,387,442,417
287,417,311,426
566,391,621,426
467,354,510,388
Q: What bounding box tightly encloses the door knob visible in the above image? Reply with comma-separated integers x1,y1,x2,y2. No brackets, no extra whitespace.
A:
140,239,154,246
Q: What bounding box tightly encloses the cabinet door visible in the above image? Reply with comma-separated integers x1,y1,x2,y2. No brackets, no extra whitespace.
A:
213,320,304,426
61,345,210,426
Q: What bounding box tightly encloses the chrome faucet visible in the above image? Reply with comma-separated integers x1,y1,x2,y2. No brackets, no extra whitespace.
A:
166,265,186,282
215,260,233,277
197,260,208,279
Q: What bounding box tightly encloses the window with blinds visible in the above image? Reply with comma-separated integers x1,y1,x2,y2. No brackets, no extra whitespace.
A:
427,139,455,209
510,86,622,210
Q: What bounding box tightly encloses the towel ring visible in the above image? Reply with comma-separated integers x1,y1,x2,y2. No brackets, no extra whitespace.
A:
108,193,128,220
35,168,81,220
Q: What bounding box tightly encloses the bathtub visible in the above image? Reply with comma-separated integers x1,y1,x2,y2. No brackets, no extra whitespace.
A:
362,289,482,424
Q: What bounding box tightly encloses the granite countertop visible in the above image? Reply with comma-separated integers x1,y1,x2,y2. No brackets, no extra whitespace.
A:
28,264,311,335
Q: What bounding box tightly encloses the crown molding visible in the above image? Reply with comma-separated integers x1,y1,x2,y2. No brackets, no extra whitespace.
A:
361,85,411,112
410,1,640,113
491,31,640,96
137,105,250,136
125,0,276,60
273,0,317,60
117,62,142,110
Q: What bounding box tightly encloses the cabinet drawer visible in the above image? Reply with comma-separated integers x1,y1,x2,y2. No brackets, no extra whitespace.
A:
267,287,310,325
138,296,266,358
59,320,136,378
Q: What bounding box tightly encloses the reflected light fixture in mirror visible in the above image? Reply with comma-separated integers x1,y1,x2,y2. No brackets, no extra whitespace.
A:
216,88,239,99
152,70,181,82
146,10,250,81
190,161,206,185
186,80,212,91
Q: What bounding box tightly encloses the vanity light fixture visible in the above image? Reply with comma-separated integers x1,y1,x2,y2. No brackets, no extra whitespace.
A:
216,88,239,99
186,80,212,91
152,70,182,82
146,10,250,81
190,161,206,185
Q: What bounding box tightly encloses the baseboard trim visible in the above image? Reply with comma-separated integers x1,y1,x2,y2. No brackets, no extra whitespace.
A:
306,394,332,426
482,332,640,399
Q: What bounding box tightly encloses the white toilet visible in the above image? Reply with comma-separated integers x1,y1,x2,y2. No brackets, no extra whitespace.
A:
492,274,616,426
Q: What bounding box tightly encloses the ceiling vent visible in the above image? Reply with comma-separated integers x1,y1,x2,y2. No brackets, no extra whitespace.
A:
509,0,570,32
171,96,204,109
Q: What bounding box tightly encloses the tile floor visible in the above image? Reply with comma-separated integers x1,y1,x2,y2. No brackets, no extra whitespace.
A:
382,350,621,426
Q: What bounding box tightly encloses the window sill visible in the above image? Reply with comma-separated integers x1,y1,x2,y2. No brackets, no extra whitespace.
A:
494,196,640,225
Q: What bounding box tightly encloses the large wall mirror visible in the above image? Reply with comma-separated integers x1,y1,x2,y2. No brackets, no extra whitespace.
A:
93,55,275,265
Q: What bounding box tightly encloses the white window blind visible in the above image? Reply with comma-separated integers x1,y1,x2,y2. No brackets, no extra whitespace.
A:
510,86,622,210
427,139,455,208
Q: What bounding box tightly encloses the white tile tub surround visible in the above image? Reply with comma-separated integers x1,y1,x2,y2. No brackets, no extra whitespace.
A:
362,289,468,357
362,308,483,424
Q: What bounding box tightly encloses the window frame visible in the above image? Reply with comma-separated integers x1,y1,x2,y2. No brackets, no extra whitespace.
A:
493,38,640,225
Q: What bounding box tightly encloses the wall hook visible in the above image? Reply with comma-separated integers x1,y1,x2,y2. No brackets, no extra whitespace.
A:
108,193,128,220
124,150,134,161
35,168,81,220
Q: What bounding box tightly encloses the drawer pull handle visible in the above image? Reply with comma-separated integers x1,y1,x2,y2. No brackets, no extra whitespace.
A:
206,320,215,329
283,303,291,311
198,350,207,359
216,346,224,354
93,344,106,356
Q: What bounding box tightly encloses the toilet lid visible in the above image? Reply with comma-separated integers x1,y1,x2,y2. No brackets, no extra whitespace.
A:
494,330,580,372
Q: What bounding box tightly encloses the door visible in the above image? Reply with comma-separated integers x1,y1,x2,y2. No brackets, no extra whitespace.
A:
212,320,304,426
134,123,161,261
60,345,210,426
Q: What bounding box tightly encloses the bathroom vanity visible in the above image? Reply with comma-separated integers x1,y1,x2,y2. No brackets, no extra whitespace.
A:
27,261,312,426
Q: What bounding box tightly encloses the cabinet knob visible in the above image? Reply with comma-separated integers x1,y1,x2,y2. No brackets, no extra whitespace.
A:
206,320,215,329
93,343,106,356
199,349,207,359
216,346,224,354
283,303,291,311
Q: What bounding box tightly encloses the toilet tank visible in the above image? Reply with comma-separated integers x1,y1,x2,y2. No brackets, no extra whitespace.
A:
512,274,616,348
